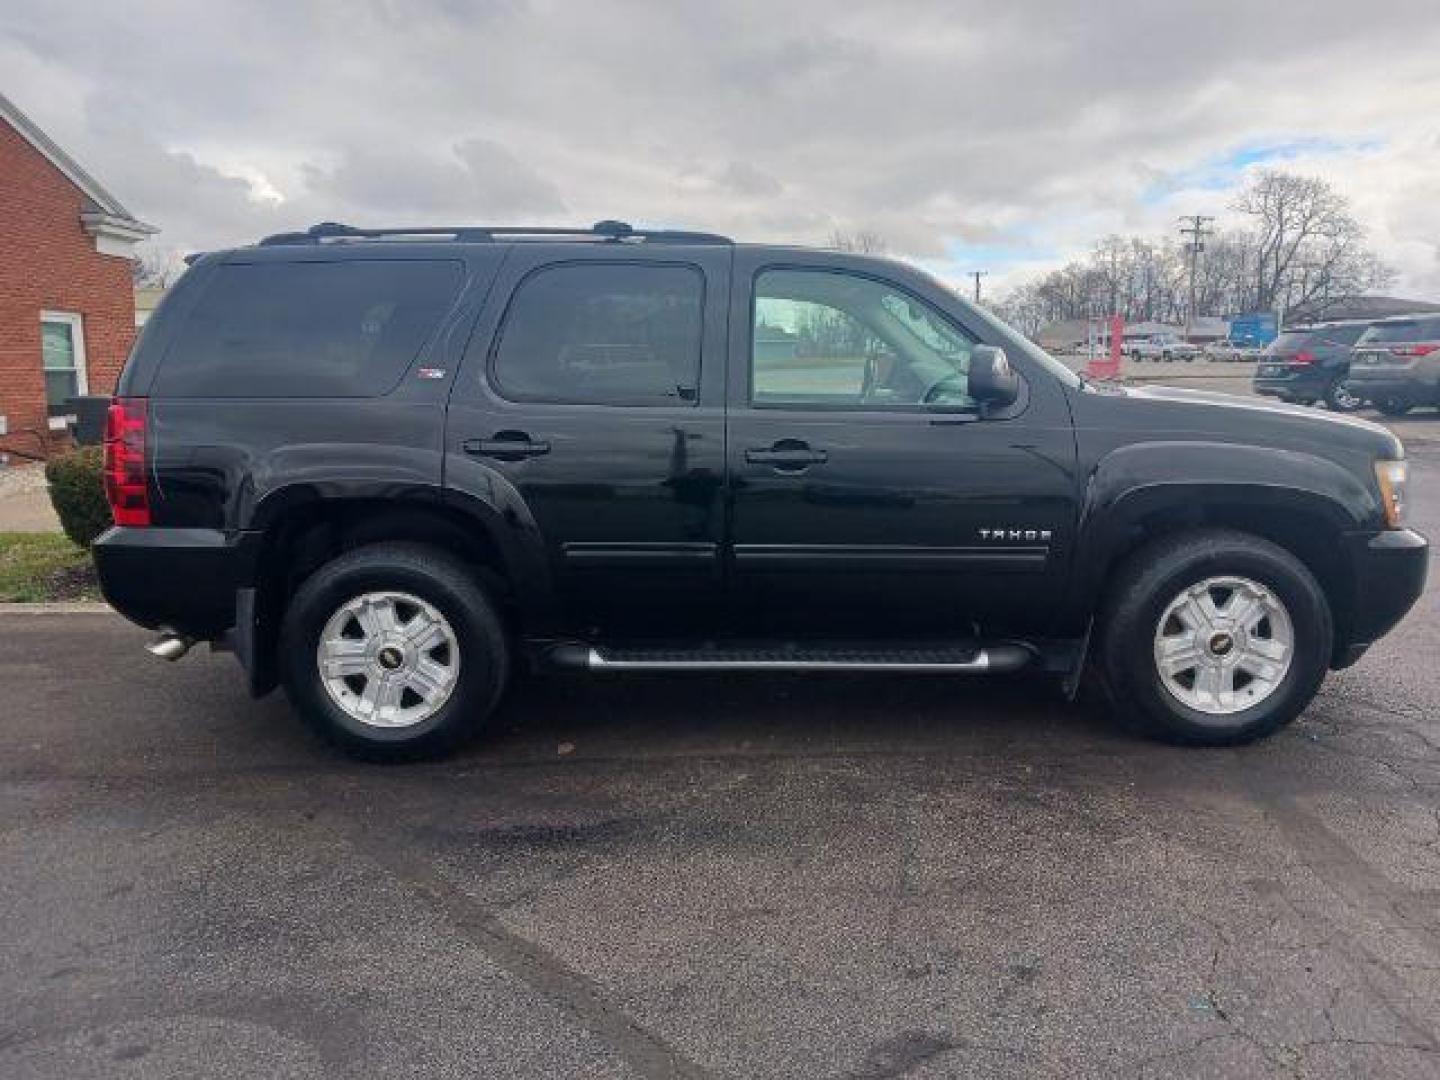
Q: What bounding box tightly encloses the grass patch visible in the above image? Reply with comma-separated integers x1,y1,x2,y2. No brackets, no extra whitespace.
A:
0,532,99,602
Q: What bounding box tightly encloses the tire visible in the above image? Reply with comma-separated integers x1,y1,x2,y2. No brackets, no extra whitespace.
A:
1324,379,1362,413
279,543,509,760
1376,398,1412,417
1095,529,1332,746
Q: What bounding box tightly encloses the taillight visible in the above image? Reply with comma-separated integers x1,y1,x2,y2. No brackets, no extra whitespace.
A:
1392,342,1440,357
103,397,150,527
1290,351,1315,365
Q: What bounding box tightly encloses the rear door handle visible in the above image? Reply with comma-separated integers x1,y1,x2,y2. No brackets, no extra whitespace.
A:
745,443,828,470
463,432,551,461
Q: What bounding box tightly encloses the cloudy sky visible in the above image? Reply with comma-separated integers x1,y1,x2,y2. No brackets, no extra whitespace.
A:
5,0,1440,297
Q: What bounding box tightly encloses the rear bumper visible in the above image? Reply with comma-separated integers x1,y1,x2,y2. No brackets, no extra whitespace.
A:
1252,366,1340,400
93,527,258,638
1334,528,1428,666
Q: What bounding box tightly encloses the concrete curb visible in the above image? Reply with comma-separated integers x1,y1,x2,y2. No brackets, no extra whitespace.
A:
0,602,115,615
1122,373,1251,382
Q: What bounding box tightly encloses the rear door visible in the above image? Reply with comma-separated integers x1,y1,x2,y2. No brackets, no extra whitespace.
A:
723,249,1080,641
445,244,730,639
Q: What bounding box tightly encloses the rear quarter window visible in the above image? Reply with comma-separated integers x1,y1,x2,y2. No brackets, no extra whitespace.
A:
154,260,464,397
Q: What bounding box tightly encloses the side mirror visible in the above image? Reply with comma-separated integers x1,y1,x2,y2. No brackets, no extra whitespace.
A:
969,345,1020,413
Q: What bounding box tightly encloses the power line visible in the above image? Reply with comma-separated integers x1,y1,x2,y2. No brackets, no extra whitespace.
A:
968,270,988,304
1179,214,1214,335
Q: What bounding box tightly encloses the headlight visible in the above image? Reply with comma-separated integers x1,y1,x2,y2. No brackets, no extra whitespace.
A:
1374,459,1408,527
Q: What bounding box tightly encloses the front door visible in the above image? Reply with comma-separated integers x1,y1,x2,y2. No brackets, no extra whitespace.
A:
724,253,1078,640
446,246,730,639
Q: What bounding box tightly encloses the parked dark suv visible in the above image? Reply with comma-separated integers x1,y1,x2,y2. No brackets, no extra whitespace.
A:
1252,321,1371,411
1345,315,1440,416
94,221,1427,759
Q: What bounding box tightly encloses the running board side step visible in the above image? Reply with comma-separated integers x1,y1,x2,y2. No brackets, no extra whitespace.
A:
545,642,1036,674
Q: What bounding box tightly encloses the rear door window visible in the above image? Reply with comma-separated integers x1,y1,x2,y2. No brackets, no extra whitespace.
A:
488,263,703,406
156,260,463,397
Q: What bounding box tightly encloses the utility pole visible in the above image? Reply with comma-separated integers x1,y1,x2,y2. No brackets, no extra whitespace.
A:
969,270,988,304
1178,214,1213,337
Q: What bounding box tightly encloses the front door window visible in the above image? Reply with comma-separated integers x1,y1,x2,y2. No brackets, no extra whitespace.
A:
751,270,976,410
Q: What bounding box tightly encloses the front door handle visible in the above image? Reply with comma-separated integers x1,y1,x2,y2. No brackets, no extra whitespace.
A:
463,432,551,461
745,441,828,471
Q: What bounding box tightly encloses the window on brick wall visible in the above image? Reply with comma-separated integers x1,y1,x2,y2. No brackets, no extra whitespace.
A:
40,312,89,416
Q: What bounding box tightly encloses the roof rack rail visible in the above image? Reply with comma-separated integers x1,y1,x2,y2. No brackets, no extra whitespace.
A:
257,220,732,247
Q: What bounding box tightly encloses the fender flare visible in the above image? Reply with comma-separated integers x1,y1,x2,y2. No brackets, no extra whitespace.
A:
248,470,557,633
1061,440,1375,626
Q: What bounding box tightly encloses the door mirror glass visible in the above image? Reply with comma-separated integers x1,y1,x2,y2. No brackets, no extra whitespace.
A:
968,345,1020,412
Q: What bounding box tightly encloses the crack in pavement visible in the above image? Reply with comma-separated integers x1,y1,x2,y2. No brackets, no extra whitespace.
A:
322,811,714,1080
1235,791,1440,1052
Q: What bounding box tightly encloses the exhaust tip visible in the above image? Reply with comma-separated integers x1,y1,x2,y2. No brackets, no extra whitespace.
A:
146,634,194,661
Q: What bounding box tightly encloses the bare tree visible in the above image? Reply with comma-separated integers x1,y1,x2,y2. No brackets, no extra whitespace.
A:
828,229,888,255
132,249,180,288
992,170,1393,336
1231,170,1391,318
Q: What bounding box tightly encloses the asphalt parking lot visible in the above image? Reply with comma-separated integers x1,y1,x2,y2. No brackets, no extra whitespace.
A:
3,409,1439,1079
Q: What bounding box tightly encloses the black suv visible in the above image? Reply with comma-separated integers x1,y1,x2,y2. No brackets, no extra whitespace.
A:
1252,321,1371,411
95,221,1427,759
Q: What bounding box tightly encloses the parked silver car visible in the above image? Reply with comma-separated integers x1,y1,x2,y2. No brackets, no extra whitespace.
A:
1124,333,1201,361
1204,338,1262,362
1346,315,1440,416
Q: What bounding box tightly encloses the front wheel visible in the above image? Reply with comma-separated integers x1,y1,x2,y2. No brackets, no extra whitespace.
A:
1095,530,1332,745
1324,379,1362,413
279,543,510,760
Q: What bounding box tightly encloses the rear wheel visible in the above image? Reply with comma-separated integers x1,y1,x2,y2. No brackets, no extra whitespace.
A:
279,543,509,760
1324,379,1362,413
1376,398,1412,417
1096,529,1332,745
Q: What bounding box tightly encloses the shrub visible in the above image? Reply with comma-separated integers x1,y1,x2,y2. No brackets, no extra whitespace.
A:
45,446,111,548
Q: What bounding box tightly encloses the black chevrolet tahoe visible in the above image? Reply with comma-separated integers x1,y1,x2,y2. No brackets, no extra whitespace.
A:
94,220,1428,759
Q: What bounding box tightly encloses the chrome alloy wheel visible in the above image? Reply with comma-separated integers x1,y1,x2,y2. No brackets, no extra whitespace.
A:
317,591,460,728
1329,381,1361,411
1152,576,1294,716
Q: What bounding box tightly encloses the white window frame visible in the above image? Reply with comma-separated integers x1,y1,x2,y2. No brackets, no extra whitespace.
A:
40,311,89,426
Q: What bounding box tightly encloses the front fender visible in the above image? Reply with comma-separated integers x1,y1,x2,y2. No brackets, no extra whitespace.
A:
1062,440,1378,626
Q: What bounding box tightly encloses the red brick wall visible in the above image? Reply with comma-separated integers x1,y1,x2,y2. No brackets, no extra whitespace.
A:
0,118,136,455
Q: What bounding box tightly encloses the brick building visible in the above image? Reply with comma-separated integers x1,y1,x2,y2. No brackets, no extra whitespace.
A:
1,92,156,456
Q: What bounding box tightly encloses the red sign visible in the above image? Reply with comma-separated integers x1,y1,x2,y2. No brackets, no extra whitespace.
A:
1088,316,1124,380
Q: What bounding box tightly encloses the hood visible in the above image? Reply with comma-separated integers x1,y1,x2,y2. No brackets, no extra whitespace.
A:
1077,382,1405,461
